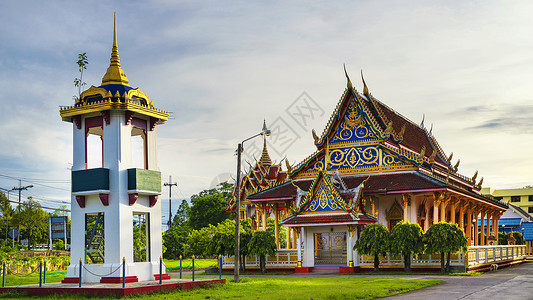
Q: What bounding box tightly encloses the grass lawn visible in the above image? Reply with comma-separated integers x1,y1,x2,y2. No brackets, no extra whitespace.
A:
1,272,66,287
164,258,217,270
0,277,442,299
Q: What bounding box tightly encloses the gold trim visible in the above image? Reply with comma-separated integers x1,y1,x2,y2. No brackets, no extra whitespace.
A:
60,99,169,122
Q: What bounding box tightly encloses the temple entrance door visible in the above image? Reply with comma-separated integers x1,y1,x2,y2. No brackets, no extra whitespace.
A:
313,232,346,264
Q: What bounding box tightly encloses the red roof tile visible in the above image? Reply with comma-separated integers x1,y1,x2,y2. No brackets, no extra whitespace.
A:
283,213,376,226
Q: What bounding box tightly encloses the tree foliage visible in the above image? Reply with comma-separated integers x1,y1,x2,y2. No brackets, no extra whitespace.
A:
498,231,526,245
189,183,232,230
11,199,48,248
389,221,424,272
74,52,88,99
424,222,468,272
248,230,277,273
354,223,390,272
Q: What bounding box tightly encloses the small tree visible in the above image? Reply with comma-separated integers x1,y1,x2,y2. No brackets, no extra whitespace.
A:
424,222,468,273
74,53,88,99
354,223,390,272
389,221,424,272
248,231,276,273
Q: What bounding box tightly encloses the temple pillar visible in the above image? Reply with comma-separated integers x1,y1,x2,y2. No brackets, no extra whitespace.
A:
433,203,439,225
458,200,465,231
466,207,472,245
292,227,297,249
261,203,267,231
450,200,456,224
402,194,409,222
440,201,447,222
486,211,491,243
474,209,479,246
347,225,354,267
274,204,279,249
492,214,500,245
286,227,292,249
296,227,302,267
480,210,485,246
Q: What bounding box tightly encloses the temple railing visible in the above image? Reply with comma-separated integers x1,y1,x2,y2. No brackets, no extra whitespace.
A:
467,245,526,267
222,249,300,268
358,252,465,267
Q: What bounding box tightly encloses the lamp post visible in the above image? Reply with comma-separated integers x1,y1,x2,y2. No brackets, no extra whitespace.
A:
12,181,33,244
234,121,270,282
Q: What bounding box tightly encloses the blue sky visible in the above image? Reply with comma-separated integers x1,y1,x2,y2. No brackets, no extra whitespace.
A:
1,1,532,219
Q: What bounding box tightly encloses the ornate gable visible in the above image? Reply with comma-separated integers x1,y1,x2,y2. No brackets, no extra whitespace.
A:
296,171,350,215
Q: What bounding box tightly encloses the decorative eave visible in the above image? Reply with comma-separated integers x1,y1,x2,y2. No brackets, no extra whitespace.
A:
60,99,169,123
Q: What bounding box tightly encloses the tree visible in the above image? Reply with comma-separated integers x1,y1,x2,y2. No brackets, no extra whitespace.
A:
389,221,424,272
248,230,276,273
11,199,49,248
207,219,235,257
74,53,88,99
172,200,190,228
354,223,390,272
185,224,216,258
163,226,189,259
424,222,468,273
499,231,526,245
189,183,232,230
266,217,287,248
0,192,13,245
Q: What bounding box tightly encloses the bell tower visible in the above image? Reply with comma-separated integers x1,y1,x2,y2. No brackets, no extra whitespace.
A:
60,14,169,283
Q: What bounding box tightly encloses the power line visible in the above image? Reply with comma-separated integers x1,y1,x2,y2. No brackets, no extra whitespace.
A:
0,197,70,213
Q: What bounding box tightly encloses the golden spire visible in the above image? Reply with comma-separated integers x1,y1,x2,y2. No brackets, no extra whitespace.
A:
101,13,130,86
258,131,272,167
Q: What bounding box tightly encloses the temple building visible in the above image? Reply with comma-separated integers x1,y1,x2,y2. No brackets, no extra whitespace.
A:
228,69,512,271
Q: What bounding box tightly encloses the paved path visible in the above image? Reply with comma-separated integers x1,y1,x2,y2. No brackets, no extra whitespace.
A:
385,261,533,299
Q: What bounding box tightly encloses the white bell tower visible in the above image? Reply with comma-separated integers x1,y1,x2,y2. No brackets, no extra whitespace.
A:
59,14,169,283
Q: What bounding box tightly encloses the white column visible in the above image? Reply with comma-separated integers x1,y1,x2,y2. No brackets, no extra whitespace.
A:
347,228,353,267
296,227,302,267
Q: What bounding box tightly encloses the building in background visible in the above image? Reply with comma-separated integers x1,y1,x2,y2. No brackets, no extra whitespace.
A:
481,187,533,216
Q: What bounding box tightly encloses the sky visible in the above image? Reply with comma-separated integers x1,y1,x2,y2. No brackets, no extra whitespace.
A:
1,1,532,222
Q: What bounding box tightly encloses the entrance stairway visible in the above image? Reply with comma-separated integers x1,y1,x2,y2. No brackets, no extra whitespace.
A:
86,213,105,264
312,264,345,273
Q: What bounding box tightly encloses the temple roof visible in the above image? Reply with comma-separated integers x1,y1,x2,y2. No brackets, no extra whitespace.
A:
283,212,376,227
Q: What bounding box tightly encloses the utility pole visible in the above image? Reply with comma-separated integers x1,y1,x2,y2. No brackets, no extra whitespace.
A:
12,180,33,244
164,176,177,229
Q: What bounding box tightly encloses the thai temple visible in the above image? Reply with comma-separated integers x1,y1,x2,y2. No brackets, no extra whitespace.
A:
226,69,527,272
59,15,169,283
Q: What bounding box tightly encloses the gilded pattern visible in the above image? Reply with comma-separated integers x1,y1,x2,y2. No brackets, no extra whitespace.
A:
331,100,378,144
304,146,405,173
304,181,343,213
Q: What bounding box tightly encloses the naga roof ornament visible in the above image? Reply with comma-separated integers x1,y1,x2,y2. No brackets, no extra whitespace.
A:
344,64,353,90
361,70,369,95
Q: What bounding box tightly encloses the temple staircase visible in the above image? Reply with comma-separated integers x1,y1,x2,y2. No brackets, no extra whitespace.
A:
312,264,345,273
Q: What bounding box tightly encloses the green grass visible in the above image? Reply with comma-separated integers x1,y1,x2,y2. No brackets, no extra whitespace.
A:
0,277,442,299
1,273,66,287
163,258,217,270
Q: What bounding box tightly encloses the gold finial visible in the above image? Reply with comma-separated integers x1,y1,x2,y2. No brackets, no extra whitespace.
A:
420,114,425,127
312,129,319,144
285,159,293,173
472,170,478,182
446,152,453,164
344,64,353,90
453,159,460,172
477,177,484,188
101,13,130,86
397,124,406,142
361,70,369,95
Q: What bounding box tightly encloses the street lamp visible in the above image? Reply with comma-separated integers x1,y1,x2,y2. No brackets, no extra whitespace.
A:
234,121,271,282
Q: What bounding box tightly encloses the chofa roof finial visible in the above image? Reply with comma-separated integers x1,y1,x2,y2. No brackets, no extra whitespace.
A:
344,64,353,90
361,70,369,95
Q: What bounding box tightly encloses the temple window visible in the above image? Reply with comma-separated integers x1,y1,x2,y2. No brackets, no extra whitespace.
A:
85,116,103,169
85,213,105,264
133,212,150,262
